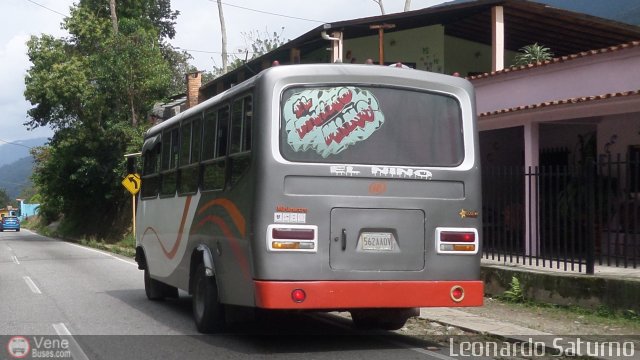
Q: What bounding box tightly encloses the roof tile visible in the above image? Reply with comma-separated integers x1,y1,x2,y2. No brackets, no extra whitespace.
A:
479,90,640,117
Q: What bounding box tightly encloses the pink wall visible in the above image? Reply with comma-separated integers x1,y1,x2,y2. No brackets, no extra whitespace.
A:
471,46,640,115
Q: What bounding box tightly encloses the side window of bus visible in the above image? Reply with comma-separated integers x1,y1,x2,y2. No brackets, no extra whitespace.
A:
178,117,200,195
160,126,179,197
141,144,160,199
230,95,252,186
202,106,228,191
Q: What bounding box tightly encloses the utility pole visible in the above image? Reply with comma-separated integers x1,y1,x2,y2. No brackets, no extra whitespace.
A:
370,24,395,65
371,0,386,14
404,0,412,11
217,0,228,74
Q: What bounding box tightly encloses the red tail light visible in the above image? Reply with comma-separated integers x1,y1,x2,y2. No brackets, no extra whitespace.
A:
436,228,479,254
272,228,315,240
441,231,475,243
267,225,318,252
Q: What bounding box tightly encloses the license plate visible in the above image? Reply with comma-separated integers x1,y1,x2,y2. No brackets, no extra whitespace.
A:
360,232,394,251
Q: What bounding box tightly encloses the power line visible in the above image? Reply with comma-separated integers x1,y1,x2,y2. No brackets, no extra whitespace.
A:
0,138,35,150
217,1,328,23
176,47,257,55
23,0,68,17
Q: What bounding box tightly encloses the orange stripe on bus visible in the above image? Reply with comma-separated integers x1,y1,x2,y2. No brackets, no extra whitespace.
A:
254,280,484,309
197,198,246,237
195,215,251,280
142,196,192,260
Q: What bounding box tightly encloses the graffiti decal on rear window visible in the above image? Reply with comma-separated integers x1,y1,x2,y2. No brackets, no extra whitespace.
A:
283,87,385,158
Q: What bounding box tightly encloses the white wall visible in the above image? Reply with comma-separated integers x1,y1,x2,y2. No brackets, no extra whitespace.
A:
597,113,640,156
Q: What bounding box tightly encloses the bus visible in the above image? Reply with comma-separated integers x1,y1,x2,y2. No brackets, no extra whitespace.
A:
135,64,483,333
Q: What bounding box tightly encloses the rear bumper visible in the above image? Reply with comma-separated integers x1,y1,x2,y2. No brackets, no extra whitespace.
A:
254,280,483,310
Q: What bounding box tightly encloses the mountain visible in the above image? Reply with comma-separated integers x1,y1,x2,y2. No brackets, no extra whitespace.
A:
440,0,640,25
0,138,48,167
0,156,35,199
539,0,640,25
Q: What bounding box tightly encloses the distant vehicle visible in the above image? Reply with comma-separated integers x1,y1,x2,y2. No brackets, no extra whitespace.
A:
136,64,482,333
1,216,20,232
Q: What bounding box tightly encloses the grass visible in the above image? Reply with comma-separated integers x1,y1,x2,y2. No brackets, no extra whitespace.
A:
22,216,136,258
79,234,136,258
494,293,640,333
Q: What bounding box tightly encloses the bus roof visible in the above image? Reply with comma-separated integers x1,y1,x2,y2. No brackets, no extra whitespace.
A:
145,64,473,138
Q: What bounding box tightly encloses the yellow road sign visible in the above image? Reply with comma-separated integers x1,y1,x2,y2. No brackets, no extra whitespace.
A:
122,173,141,195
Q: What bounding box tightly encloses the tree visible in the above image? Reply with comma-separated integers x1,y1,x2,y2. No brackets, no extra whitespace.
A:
404,0,411,11
109,0,118,34
513,43,554,66
0,188,10,208
24,0,180,239
212,29,287,76
371,0,385,14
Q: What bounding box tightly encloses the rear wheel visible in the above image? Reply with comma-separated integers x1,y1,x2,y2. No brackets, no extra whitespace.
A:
350,309,411,330
192,263,225,333
144,267,178,300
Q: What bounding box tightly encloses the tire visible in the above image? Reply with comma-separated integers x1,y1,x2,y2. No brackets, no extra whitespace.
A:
351,312,377,330
192,263,225,333
144,267,178,300
350,309,409,330
378,320,407,331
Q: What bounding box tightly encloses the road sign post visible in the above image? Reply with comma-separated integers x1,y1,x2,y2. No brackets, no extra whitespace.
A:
121,174,141,235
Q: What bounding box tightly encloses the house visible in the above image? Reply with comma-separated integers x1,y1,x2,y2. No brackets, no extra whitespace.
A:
182,0,640,272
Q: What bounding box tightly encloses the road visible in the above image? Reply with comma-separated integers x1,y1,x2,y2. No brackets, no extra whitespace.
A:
0,230,458,360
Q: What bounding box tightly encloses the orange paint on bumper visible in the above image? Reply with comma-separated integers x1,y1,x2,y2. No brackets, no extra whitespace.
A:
254,280,483,309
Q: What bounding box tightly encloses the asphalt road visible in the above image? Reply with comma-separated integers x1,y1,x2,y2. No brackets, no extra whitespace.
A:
0,230,459,360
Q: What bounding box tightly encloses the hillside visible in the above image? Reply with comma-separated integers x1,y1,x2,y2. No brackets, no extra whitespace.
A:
540,0,640,25
0,156,34,199
0,138,48,167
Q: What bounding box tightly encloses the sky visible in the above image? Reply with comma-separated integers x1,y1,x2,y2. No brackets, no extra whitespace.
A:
0,0,450,144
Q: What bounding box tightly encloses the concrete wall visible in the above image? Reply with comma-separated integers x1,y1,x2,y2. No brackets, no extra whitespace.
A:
482,265,640,313
19,202,40,220
597,113,640,156
444,36,518,76
344,25,445,71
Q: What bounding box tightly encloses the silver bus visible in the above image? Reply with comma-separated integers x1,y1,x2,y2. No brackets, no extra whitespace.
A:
135,64,483,333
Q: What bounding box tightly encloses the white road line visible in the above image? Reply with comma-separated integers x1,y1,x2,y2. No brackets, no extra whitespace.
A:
15,229,137,267
53,323,90,360
64,241,138,267
12,255,20,264
23,276,42,294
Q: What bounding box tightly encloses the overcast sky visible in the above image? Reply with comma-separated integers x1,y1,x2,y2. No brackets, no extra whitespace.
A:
1,0,448,143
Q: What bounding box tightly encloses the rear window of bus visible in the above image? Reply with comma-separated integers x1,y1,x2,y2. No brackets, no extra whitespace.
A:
280,85,464,167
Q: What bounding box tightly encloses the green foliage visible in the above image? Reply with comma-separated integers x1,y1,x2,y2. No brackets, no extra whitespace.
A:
80,235,136,257
513,43,554,66
501,276,526,303
0,188,10,207
213,29,287,76
24,0,179,240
